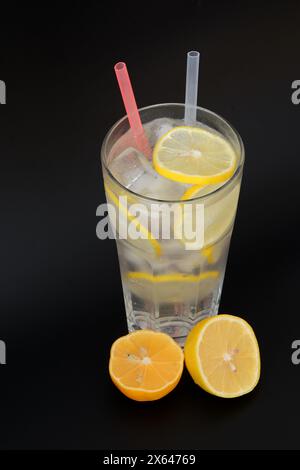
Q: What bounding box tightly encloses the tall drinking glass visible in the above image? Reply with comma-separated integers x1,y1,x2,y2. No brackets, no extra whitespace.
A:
101,104,244,346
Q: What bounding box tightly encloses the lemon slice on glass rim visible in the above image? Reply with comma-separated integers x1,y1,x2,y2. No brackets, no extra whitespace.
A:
153,126,237,186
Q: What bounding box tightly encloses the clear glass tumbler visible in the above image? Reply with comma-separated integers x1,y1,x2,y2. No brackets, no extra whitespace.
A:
101,104,244,346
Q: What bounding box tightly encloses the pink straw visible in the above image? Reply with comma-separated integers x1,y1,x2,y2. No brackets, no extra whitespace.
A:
114,62,151,156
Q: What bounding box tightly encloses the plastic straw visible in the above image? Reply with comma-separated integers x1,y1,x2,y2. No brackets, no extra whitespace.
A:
184,51,200,125
114,62,151,156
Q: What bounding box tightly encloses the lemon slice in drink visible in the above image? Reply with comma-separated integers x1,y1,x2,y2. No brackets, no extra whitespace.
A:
104,182,161,257
153,126,236,185
184,314,261,398
181,185,205,201
201,246,215,264
174,179,240,249
127,271,219,303
181,182,224,201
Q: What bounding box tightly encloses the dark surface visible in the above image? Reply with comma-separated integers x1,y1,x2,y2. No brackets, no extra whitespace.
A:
0,0,300,450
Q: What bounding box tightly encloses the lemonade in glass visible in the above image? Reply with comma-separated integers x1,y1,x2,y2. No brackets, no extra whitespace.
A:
101,103,244,346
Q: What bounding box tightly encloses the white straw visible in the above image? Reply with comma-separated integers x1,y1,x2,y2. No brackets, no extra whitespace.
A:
184,51,200,125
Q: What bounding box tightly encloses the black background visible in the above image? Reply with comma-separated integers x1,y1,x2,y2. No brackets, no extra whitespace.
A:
0,0,300,451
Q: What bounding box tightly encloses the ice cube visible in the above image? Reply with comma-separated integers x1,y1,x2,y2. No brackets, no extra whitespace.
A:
108,147,148,189
174,251,204,273
119,243,151,272
145,118,176,148
109,146,185,200
131,171,184,200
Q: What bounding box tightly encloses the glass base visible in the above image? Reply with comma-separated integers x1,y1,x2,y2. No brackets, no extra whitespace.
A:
126,300,220,347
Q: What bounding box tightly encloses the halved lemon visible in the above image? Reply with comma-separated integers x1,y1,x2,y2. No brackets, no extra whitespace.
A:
109,330,184,401
153,126,237,186
184,314,260,398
